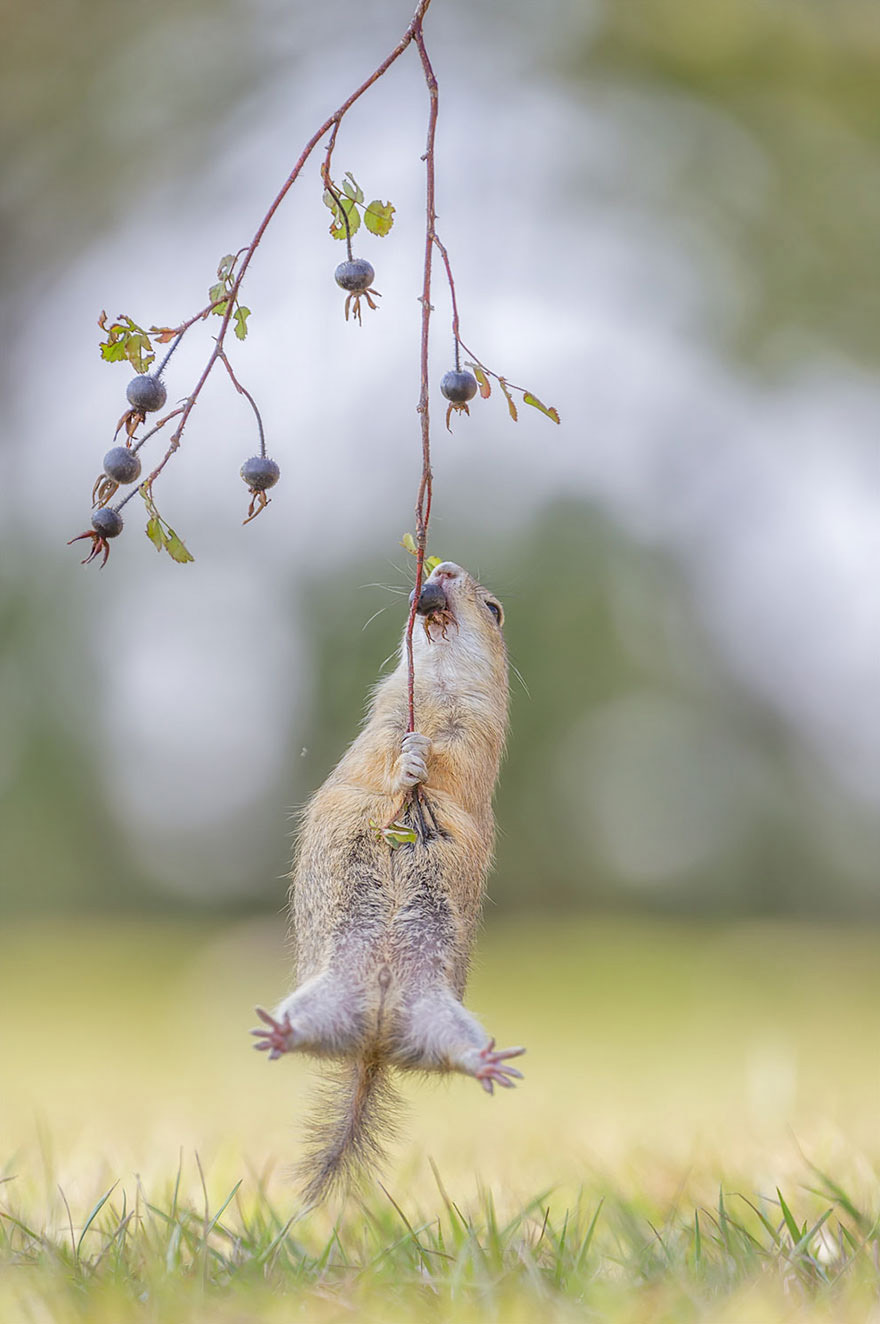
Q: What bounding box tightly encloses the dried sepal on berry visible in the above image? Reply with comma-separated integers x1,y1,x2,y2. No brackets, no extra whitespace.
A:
68,507,124,568
240,456,280,525
334,259,381,326
440,368,479,432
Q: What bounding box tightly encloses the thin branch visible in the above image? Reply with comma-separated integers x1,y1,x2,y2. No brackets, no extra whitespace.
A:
404,19,439,741
433,233,461,372
217,348,267,457
138,0,435,500
320,123,355,262
322,176,354,263
154,330,184,379
129,406,187,457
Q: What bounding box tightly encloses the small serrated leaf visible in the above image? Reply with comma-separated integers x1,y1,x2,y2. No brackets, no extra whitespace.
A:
165,530,195,564
498,378,518,422
217,253,236,280
400,532,418,555
329,198,361,241
363,200,395,237
208,282,227,305
382,819,418,848
342,173,364,203
233,306,251,341
424,556,443,575
100,341,127,364
523,392,561,424
145,516,164,552
469,364,492,399
151,326,178,344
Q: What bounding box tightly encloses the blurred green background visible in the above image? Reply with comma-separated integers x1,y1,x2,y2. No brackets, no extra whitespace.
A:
4,15,880,1319
2,0,879,922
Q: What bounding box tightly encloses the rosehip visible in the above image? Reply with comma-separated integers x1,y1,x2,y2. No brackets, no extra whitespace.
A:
240,457,280,491
440,369,478,404
335,259,375,293
126,374,167,413
103,445,142,485
92,507,123,539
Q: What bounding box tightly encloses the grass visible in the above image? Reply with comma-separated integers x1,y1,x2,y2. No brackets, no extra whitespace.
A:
3,915,880,1321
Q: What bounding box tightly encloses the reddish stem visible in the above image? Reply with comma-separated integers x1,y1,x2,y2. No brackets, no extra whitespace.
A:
138,0,435,497
218,349,267,458
433,233,461,372
404,21,438,737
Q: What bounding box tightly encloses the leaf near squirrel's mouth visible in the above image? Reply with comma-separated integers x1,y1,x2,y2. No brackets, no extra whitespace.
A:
421,607,455,642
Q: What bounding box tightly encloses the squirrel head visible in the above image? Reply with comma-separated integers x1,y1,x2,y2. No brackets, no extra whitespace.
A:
409,561,507,689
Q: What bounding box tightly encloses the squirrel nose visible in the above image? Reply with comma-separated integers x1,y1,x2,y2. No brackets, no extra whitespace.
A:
428,562,462,582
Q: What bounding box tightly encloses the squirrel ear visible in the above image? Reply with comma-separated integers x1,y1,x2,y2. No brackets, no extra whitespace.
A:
484,598,503,627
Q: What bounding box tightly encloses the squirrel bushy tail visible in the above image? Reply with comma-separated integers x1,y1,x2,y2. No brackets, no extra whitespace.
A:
297,1055,401,1205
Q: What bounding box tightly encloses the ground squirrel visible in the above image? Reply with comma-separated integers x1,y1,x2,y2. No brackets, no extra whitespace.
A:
252,561,524,1203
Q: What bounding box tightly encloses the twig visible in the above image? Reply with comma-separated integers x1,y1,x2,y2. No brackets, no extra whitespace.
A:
404,17,439,740
433,233,461,372
137,0,435,500
320,122,354,262
217,348,267,457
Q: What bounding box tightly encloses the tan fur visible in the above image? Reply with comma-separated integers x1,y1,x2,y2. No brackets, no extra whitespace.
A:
256,562,518,1203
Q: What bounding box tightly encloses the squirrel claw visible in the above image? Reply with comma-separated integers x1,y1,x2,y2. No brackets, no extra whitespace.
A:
397,731,432,789
471,1038,526,1093
251,1006,294,1060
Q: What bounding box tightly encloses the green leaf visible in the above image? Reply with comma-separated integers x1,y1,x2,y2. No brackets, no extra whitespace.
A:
469,364,492,399
342,172,364,204
382,820,417,848
217,253,236,280
400,532,418,555
208,281,227,305
523,391,561,424
329,196,361,241
363,200,395,237
165,530,195,564
498,378,518,423
233,306,251,341
99,341,128,364
98,313,156,372
145,516,164,552
425,556,442,575
126,334,153,374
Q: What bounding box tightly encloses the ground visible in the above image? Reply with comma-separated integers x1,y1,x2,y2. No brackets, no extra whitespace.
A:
3,915,880,1321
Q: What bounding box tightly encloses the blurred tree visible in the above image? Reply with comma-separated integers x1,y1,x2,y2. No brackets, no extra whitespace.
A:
567,0,880,369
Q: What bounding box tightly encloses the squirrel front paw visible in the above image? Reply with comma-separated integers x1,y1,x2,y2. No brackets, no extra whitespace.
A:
251,1007,297,1060
397,731,432,789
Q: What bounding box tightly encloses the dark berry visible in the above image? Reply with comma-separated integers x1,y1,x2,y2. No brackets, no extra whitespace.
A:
335,259,375,293
240,456,280,491
103,445,142,485
92,507,123,539
415,581,448,616
440,369,478,404
126,374,167,413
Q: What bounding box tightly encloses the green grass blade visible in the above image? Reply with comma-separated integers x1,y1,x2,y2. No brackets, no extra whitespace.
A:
76,1182,118,1258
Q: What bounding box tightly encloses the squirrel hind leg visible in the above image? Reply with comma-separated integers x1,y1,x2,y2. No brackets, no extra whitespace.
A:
252,974,367,1060
391,990,526,1093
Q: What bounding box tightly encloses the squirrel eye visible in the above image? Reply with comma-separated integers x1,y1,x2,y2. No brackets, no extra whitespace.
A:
485,599,502,625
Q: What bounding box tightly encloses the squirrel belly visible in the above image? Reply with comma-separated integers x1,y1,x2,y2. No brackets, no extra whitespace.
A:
252,562,525,1204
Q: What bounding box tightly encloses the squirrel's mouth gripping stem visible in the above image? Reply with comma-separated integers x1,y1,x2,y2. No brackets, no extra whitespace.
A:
415,581,447,615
